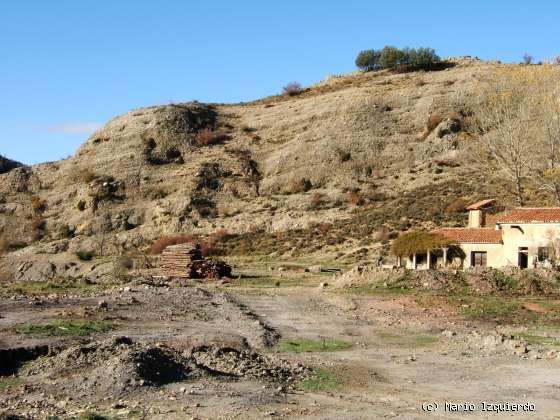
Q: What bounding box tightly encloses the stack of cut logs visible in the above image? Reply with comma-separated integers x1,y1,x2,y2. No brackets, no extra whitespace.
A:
191,259,232,279
159,242,231,279
159,243,203,277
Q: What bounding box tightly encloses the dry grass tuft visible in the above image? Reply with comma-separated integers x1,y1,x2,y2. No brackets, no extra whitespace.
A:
195,128,228,147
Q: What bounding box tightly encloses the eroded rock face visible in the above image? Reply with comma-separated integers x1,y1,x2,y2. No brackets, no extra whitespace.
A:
15,261,58,282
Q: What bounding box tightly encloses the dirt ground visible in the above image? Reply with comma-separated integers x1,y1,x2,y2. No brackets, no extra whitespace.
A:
1,270,560,419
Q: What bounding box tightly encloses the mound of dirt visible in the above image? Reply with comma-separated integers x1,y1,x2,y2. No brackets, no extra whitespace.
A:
21,337,310,398
24,337,189,395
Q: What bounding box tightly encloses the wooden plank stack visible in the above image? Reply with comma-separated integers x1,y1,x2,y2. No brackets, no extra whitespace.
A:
159,243,203,278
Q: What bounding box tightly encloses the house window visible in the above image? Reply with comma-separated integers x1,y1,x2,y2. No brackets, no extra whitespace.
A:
471,251,487,267
538,247,551,262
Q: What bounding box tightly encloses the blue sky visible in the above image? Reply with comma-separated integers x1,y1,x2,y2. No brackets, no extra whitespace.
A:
1,1,560,164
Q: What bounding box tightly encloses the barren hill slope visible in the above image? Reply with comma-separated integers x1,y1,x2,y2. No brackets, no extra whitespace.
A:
0,57,535,281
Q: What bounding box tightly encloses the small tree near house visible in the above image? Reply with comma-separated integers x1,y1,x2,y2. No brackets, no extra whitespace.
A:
390,231,452,258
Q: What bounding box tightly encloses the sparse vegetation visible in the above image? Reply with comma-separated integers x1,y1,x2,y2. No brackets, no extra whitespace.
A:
31,218,46,241
2,277,100,295
284,178,312,194
78,168,98,183
195,128,227,146
0,377,24,393
30,196,46,215
278,338,352,353
297,368,343,392
282,81,303,96
15,320,111,337
348,190,364,206
76,250,94,261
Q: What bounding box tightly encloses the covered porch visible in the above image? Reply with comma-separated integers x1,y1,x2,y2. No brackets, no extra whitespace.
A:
399,246,464,270
391,231,462,270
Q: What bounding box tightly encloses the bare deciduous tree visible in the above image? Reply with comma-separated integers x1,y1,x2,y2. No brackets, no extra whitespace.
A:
530,69,560,203
471,69,539,206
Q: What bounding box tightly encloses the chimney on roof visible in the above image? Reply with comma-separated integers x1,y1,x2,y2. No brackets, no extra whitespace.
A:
466,199,496,228
468,209,485,228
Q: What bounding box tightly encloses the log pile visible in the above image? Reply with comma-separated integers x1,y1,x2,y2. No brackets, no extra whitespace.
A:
159,243,203,278
192,259,232,279
159,242,231,279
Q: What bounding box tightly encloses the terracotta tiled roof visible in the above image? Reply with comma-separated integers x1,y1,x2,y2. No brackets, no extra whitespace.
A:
435,228,503,244
466,199,496,210
498,208,560,223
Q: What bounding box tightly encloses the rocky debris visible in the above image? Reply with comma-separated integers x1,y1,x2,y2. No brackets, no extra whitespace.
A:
188,345,310,384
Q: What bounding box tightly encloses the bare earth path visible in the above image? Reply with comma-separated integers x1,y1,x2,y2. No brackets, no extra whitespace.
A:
1,282,559,419
234,287,560,419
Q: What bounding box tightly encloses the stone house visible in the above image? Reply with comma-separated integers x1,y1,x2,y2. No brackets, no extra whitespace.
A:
404,199,560,269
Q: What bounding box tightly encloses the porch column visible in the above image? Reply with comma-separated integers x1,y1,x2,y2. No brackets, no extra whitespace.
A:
442,247,448,267
426,250,431,270
412,253,417,270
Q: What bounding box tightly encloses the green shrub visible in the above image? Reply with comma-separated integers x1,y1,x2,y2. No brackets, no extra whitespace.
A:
356,46,441,72
76,250,94,261
355,49,381,71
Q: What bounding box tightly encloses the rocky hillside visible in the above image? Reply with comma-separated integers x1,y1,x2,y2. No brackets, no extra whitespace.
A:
0,155,22,175
0,57,541,281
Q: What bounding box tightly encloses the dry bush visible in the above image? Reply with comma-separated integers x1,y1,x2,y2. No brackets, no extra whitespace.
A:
208,228,231,243
149,234,198,255
284,178,312,194
78,168,97,183
31,218,46,241
217,203,237,217
0,236,6,256
195,128,227,147
316,222,333,234
248,224,263,234
117,256,134,270
309,192,326,209
282,81,303,96
373,225,390,242
199,240,222,257
426,113,443,131
445,197,468,213
30,196,47,215
275,231,286,241
348,191,365,206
